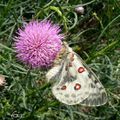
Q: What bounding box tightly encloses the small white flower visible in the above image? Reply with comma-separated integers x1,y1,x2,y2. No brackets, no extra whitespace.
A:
0,75,6,86
75,6,84,14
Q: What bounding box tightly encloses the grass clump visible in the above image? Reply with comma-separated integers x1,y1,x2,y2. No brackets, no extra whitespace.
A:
0,0,120,120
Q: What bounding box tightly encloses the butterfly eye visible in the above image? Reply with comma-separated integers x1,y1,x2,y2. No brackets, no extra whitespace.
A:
74,83,81,90
61,85,67,90
78,67,85,73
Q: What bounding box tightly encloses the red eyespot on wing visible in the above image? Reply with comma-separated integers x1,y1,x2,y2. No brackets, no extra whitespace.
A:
78,67,85,73
61,85,67,90
74,83,81,90
68,62,72,67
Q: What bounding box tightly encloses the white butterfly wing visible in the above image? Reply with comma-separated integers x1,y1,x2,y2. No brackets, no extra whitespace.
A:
46,65,61,82
46,43,107,106
46,56,68,83
51,52,92,105
74,53,107,106
52,61,91,105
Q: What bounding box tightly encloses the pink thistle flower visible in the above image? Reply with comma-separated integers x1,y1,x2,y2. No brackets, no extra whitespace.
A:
14,20,64,68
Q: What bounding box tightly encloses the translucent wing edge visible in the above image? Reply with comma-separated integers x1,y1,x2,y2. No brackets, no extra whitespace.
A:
74,52,107,106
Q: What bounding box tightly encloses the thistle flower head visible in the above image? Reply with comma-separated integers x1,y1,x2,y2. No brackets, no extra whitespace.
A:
14,20,64,68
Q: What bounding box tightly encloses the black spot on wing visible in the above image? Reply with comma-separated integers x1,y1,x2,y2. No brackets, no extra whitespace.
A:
94,80,98,84
99,86,104,90
90,83,96,88
60,74,76,85
88,72,92,78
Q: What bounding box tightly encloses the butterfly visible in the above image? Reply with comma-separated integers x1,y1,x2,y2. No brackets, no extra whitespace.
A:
46,42,107,106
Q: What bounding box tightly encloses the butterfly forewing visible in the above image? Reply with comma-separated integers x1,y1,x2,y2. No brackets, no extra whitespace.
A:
46,42,107,106
52,54,90,105
74,52,107,106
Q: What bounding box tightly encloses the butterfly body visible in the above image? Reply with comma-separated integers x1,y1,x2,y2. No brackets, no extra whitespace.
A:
46,42,107,106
